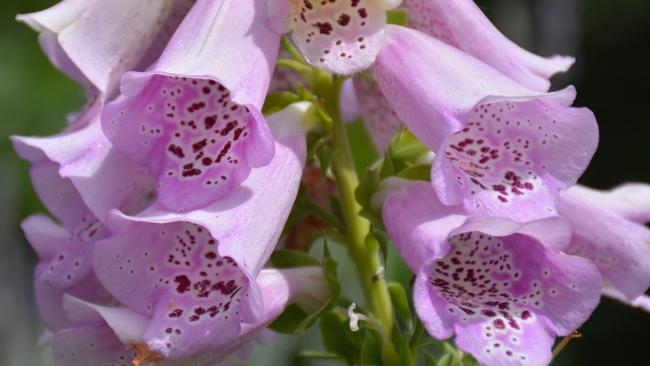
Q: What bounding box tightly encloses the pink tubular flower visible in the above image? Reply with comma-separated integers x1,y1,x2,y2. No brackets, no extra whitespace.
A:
270,0,402,75
13,107,155,332
558,184,650,301
382,180,602,366
93,103,312,359
403,0,574,92
16,161,123,332
373,26,598,221
49,266,328,366
102,0,280,212
17,0,196,99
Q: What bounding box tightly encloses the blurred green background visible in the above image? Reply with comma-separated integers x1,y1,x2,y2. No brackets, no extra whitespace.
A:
1,0,648,365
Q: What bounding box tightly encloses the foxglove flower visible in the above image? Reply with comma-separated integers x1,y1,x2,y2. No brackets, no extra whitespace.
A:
49,266,328,366
102,0,280,211
93,103,312,360
270,0,403,75
373,26,598,221
17,0,195,100
13,105,155,331
403,0,574,91
558,184,650,301
17,161,122,331
382,180,602,366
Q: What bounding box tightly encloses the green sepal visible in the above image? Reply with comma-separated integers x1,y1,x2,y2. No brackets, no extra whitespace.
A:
270,249,321,269
262,91,300,115
386,9,409,26
361,328,384,366
297,350,342,360
388,282,413,329
320,311,359,365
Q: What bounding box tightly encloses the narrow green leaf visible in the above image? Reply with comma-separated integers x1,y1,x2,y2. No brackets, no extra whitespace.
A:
361,329,384,365
270,250,321,269
387,282,413,328
386,9,409,26
262,91,300,115
297,350,342,360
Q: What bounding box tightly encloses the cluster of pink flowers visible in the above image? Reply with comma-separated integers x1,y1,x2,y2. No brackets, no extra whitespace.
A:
12,1,649,366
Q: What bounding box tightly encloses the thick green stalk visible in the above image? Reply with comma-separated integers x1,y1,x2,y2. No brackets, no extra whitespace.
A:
325,76,398,364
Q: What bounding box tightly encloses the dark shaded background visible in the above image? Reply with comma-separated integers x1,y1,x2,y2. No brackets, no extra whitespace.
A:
1,0,648,365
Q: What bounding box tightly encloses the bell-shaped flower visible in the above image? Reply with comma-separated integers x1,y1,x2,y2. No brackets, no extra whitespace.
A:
270,0,403,75
373,26,598,221
17,164,117,332
382,180,602,366
403,0,574,92
13,107,155,331
558,184,650,302
102,0,281,211
48,266,328,366
17,0,196,99
92,103,313,360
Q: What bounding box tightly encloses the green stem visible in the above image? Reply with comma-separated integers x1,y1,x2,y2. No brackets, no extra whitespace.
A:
325,76,399,365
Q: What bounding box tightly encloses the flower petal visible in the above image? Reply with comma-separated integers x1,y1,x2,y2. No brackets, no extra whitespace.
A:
33,263,112,332
404,0,574,91
562,184,650,224
559,186,650,300
62,295,149,345
102,0,279,211
287,0,389,74
413,218,601,366
22,212,115,331
374,26,597,221
353,76,402,151
93,220,251,358
52,324,137,366
383,181,468,271
93,103,309,359
18,0,194,97
12,112,155,224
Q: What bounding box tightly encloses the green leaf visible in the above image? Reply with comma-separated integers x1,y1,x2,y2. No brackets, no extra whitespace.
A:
361,329,384,365
433,343,479,366
386,8,409,26
347,119,378,176
387,282,413,329
437,353,456,366
320,311,358,364
398,164,432,181
297,350,342,360
262,91,300,115
372,229,391,261
268,304,310,334
386,129,431,174
270,250,321,269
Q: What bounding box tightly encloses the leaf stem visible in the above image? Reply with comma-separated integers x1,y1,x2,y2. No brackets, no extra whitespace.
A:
325,75,399,365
